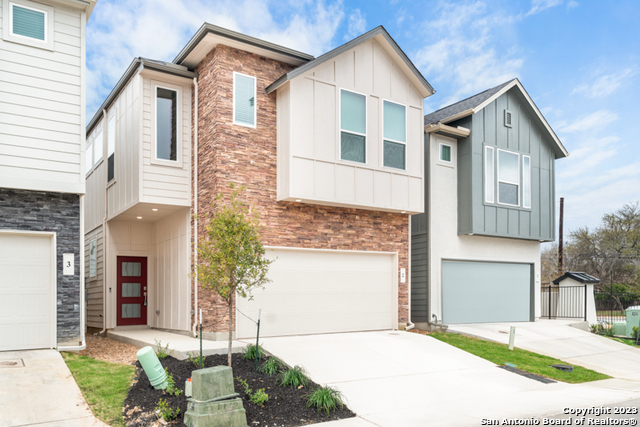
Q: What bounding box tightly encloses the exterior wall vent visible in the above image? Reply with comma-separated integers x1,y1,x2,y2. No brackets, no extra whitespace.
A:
504,110,513,128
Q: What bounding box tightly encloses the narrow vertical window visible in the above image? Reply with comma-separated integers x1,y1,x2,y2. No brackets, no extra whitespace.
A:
89,239,96,278
107,115,116,182
93,129,103,166
485,146,494,203
156,87,177,161
383,100,406,170
11,4,46,41
523,155,531,208
340,89,366,163
85,141,92,175
497,149,520,206
233,72,256,128
440,143,452,162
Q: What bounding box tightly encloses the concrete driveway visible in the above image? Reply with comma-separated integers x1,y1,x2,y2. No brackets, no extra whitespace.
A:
0,350,107,427
448,319,640,379
255,331,640,427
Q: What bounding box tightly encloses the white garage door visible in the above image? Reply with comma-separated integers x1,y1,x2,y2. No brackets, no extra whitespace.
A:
442,261,532,324
0,233,55,351
237,248,396,338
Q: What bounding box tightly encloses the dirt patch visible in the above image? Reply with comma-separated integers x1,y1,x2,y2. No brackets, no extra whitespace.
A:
123,353,356,427
79,335,139,365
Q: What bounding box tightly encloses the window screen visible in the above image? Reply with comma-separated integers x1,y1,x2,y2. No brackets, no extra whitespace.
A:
12,4,45,41
383,101,406,169
340,90,366,163
234,73,256,127
156,87,177,161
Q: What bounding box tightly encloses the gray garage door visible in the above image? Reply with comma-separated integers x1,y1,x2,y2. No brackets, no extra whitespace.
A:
442,261,532,324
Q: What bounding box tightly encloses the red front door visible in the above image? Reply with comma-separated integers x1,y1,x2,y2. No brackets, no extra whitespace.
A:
117,256,147,326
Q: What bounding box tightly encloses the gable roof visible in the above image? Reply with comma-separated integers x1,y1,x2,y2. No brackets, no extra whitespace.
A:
424,78,568,158
265,26,434,98
553,272,600,285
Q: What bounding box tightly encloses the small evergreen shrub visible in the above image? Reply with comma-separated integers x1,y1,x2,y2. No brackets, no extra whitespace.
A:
259,357,283,376
242,344,266,361
307,386,344,416
279,365,309,388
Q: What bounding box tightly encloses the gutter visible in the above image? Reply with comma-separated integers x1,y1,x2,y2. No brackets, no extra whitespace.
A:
98,109,108,337
424,123,471,138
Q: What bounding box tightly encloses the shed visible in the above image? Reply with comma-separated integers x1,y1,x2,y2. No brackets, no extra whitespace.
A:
552,272,600,323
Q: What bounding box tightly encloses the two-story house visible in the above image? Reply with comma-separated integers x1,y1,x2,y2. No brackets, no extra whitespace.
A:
0,0,96,351
411,79,568,327
84,25,433,339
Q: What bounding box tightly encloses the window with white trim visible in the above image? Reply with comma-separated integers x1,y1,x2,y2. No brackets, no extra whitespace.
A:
340,89,366,163
485,146,494,203
93,129,103,166
85,140,92,175
107,115,116,182
3,0,54,50
89,239,96,278
156,87,178,162
383,100,406,170
497,149,519,206
233,72,256,128
439,143,452,163
522,155,531,208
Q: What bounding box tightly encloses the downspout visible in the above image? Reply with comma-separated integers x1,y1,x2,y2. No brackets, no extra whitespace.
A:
99,109,108,336
191,77,199,338
406,214,415,332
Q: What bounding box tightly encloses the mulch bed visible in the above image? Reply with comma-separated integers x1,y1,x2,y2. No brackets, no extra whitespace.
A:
123,353,355,426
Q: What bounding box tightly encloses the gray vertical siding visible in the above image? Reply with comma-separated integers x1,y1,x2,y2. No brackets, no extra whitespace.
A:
457,88,556,241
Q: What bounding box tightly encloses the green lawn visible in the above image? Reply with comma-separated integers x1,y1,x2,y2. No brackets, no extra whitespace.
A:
62,352,136,427
428,332,610,384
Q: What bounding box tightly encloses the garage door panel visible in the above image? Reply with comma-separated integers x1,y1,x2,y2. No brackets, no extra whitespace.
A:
237,249,396,338
0,233,54,351
443,261,531,324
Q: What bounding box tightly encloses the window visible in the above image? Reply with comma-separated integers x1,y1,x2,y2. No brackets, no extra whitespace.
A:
233,72,256,128
485,146,494,203
107,115,116,182
383,100,406,170
3,0,53,50
340,89,366,163
85,141,92,175
156,87,178,161
523,155,531,208
89,239,96,278
93,128,103,166
497,149,519,206
440,143,452,163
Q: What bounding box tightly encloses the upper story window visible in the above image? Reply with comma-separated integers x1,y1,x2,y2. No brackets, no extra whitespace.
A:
233,72,256,128
382,100,406,170
156,86,178,162
107,114,116,182
93,128,103,166
340,89,366,163
85,140,92,175
439,143,452,163
3,0,54,50
485,147,531,209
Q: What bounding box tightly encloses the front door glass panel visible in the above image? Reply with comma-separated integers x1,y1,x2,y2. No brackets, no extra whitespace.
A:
117,257,147,325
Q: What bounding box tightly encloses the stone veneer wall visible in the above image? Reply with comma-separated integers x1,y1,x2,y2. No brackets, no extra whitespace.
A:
193,45,409,336
0,188,81,344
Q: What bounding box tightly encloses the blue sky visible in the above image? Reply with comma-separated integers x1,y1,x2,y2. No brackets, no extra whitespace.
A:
86,0,639,238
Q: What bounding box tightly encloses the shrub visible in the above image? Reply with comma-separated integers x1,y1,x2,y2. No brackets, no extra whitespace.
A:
242,344,266,361
307,386,344,416
155,398,180,421
164,368,182,396
589,324,599,334
259,357,283,376
236,377,269,406
603,325,614,337
279,365,309,388
154,340,173,359
633,326,639,342
186,351,205,368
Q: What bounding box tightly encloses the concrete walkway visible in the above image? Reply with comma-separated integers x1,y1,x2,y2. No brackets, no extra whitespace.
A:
448,319,640,379
0,350,108,427
108,327,246,360
258,331,640,427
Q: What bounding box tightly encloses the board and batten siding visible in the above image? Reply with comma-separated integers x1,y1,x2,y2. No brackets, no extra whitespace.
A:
457,88,556,241
277,37,424,214
0,2,85,194
140,75,191,207
84,225,103,329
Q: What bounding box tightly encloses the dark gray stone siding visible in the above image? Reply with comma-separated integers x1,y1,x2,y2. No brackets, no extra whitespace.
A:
0,188,81,344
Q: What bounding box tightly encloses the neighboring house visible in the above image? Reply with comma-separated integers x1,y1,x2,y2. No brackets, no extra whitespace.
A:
0,0,96,351
411,79,569,326
84,25,433,339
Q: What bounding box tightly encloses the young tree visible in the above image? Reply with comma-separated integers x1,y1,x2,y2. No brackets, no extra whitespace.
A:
196,184,274,366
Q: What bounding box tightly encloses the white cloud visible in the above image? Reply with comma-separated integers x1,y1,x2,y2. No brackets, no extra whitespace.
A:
558,135,619,181
557,109,618,133
571,68,636,98
413,1,524,108
345,9,366,40
86,0,345,121
566,0,579,9
526,0,563,16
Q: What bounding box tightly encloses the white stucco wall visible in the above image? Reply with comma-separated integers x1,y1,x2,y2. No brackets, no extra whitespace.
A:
428,134,542,322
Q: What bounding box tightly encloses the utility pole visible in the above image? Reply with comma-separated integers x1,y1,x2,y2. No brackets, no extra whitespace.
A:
558,197,564,275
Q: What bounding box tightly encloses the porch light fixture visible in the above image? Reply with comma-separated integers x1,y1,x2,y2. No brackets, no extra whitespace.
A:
152,208,158,212
295,199,301,202
137,216,143,219
401,211,406,213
